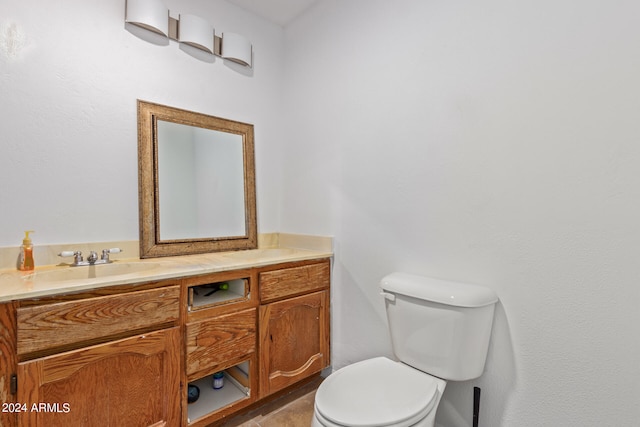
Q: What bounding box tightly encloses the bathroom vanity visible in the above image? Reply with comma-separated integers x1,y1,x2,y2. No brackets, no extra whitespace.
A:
0,245,331,427
0,102,332,426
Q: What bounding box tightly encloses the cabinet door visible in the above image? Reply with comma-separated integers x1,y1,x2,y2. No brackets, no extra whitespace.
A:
259,290,329,396
16,327,181,427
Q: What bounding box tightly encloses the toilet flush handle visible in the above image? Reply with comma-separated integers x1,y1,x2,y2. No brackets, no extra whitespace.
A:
380,291,396,302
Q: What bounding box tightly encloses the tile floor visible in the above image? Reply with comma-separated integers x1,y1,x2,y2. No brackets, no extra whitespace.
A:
221,377,321,427
234,389,317,427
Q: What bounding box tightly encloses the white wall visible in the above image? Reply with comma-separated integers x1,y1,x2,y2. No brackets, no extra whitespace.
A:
0,0,285,246
282,0,640,426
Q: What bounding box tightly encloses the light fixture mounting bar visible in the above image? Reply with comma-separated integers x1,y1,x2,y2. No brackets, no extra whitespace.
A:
168,16,178,40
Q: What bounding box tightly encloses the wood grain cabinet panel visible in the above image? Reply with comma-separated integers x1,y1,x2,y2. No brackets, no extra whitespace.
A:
259,260,330,303
259,290,329,396
16,327,181,427
16,286,180,359
186,307,257,380
0,302,18,427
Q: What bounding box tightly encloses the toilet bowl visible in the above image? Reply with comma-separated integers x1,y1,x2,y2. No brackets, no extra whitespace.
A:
312,357,446,427
313,272,498,427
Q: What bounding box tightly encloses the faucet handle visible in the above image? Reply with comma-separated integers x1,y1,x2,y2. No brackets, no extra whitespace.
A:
59,251,83,264
101,248,123,262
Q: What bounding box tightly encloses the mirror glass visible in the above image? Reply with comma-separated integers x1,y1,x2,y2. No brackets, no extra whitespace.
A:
157,120,246,239
138,100,257,258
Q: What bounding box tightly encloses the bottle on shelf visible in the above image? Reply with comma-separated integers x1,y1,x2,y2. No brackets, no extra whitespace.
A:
212,372,224,389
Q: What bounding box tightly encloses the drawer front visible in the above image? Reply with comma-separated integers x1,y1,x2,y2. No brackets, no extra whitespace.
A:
186,307,256,378
17,286,180,358
259,260,330,303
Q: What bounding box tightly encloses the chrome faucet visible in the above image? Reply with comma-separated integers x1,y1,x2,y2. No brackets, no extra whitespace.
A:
87,251,99,264
58,248,123,267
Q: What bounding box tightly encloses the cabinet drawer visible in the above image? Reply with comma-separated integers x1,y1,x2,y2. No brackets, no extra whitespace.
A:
17,286,180,358
259,260,330,303
186,307,256,379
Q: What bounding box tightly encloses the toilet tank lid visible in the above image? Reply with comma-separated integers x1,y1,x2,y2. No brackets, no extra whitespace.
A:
380,272,498,307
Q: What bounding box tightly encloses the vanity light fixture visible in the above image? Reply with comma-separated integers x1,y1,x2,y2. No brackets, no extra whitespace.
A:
125,0,169,37
178,14,214,54
221,32,253,68
124,0,253,68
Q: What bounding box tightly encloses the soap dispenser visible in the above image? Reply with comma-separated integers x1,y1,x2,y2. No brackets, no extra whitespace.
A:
18,230,35,271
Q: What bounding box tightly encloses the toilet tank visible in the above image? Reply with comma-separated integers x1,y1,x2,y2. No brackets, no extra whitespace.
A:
380,272,498,381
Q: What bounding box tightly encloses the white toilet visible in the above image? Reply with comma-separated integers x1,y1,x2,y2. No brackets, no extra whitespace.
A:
312,272,498,427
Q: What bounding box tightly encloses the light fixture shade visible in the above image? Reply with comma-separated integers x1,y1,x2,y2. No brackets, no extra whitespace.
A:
178,14,214,54
221,32,252,68
125,0,169,37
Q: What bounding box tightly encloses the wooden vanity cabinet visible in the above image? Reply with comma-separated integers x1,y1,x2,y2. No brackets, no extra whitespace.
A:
11,283,182,427
183,260,331,424
258,260,331,397
0,256,331,427
183,270,259,427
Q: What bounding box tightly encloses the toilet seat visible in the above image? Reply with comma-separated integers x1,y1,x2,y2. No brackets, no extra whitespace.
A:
315,357,439,427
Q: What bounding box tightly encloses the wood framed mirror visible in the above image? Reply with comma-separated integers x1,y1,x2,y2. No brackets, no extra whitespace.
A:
137,100,257,258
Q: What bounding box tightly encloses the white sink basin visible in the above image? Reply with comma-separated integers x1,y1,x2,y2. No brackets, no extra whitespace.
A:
221,248,299,260
32,262,161,283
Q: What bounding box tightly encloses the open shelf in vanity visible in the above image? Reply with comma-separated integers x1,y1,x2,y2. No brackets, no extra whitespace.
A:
187,360,253,424
188,277,249,310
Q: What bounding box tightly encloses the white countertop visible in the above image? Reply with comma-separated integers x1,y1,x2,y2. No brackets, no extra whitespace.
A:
0,247,332,302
